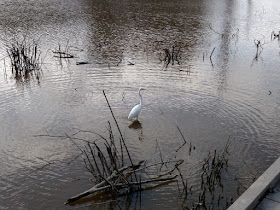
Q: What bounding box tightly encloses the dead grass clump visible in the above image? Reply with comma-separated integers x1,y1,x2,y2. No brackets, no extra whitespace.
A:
180,138,231,210
6,39,41,77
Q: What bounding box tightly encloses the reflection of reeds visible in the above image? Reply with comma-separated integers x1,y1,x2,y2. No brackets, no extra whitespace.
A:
6,40,41,77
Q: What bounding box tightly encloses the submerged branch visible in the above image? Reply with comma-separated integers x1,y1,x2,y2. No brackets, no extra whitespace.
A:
66,173,177,204
66,160,143,204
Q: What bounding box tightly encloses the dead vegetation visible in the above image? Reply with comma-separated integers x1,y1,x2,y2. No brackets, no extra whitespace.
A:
254,39,264,60
159,45,182,68
65,90,182,205
5,38,42,79
31,91,240,209
180,138,232,210
63,92,236,209
271,31,280,40
53,42,74,59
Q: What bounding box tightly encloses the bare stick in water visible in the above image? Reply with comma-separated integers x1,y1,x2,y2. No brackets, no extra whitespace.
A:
102,90,134,167
210,47,215,66
176,126,188,152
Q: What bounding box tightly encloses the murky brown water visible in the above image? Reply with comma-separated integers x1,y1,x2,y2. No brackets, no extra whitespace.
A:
1,0,280,209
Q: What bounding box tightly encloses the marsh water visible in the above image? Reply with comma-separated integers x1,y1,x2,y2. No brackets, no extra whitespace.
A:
1,0,280,209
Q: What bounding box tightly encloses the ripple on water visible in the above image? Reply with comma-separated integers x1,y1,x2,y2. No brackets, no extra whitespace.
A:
1,0,280,209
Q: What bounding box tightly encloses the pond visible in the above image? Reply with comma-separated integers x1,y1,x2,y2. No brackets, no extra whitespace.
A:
1,0,280,209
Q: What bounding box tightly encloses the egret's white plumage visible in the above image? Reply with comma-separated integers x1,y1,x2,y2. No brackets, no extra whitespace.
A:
128,87,146,120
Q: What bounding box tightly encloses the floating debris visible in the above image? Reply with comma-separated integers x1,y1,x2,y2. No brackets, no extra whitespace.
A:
76,61,90,65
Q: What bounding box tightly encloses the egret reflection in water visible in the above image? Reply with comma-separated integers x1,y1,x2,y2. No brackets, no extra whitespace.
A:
128,120,143,141
128,120,142,130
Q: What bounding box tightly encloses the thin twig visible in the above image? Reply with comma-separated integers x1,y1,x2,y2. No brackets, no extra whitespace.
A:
210,47,215,66
176,125,188,152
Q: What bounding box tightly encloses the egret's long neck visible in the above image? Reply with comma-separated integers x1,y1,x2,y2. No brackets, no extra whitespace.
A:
139,90,142,105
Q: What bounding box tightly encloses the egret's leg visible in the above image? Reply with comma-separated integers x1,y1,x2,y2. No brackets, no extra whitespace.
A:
136,116,138,121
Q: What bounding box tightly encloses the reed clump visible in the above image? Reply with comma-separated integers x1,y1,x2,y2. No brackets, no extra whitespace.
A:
6,40,41,77
161,45,181,68
181,138,231,210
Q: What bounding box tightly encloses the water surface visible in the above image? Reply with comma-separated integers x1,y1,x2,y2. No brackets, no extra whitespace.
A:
1,0,280,209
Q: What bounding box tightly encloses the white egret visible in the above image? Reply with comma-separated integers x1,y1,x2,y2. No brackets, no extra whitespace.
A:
128,87,146,120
